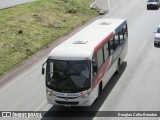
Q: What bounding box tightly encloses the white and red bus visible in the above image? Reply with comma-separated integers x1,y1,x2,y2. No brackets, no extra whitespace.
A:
42,18,128,107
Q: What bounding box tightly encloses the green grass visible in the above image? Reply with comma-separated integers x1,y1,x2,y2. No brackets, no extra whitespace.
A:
0,0,97,76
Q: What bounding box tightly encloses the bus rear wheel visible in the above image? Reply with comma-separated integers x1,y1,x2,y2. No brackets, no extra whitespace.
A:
98,82,102,97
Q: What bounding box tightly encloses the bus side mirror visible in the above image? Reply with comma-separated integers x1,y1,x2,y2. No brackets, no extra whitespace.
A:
42,68,45,75
42,60,47,75
93,66,97,73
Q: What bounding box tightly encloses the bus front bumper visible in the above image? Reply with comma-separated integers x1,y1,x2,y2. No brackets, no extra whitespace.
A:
47,95,93,107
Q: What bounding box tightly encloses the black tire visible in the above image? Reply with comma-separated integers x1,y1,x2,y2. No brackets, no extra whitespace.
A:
156,6,159,9
96,83,102,102
98,86,101,97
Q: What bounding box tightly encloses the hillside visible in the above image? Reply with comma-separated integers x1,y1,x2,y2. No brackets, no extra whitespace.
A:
0,0,97,76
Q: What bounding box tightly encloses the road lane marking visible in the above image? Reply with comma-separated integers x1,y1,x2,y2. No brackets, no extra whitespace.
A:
128,14,137,23
24,101,47,120
35,100,47,111
0,58,46,93
138,39,148,52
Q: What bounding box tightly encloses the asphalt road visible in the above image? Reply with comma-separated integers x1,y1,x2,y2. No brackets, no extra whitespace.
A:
0,0,34,9
1,0,160,120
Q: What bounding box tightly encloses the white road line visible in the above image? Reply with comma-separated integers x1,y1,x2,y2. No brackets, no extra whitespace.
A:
138,39,148,52
35,100,47,111
92,101,106,120
93,117,98,120
128,14,137,23
24,101,47,120
0,58,46,93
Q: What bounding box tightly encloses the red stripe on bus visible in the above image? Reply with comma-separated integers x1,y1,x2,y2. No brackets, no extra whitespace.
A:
94,32,113,53
92,57,111,89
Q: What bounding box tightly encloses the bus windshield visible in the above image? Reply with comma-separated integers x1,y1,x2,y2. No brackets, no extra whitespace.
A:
46,60,91,93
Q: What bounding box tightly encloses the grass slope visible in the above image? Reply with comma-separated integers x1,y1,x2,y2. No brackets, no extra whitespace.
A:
0,0,97,76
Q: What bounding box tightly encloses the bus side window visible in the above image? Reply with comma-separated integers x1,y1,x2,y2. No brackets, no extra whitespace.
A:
114,33,120,48
97,48,104,69
103,42,109,61
124,25,128,39
109,35,119,51
119,28,124,45
108,37,114,55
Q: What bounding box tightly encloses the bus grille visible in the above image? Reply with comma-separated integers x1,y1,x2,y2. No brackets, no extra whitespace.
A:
56,96,78,99
55,100,79,105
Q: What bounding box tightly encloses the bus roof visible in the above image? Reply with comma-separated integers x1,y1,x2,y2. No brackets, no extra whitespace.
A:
49,18,126,60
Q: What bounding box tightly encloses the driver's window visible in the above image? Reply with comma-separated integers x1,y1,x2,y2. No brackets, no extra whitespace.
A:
50,62,54,78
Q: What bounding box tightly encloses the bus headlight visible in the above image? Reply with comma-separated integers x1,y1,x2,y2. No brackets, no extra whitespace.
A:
46,89,53,96
47,91,53,96
80,92,90,98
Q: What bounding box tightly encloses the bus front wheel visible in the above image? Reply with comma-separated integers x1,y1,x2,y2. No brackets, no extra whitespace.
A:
96,82,102,102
